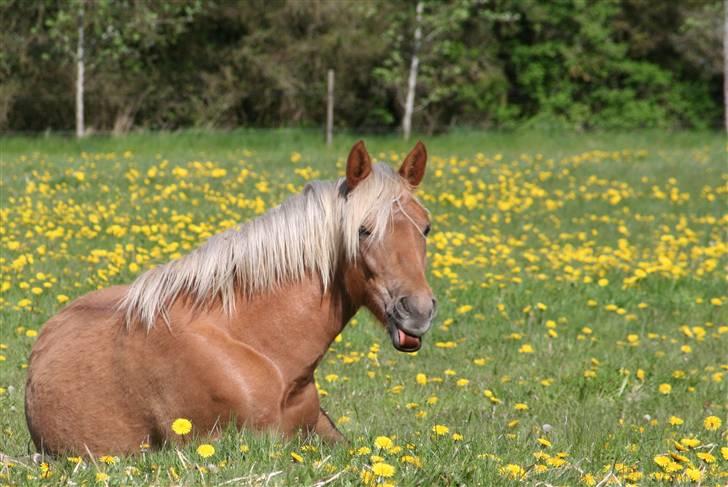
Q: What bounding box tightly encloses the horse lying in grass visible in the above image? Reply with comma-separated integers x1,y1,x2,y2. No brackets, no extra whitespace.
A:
25,141,436,455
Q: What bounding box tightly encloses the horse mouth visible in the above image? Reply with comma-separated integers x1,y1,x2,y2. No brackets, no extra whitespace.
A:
388,322,422,352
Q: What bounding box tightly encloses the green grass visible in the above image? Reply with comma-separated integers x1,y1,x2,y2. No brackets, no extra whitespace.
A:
0,129,726,485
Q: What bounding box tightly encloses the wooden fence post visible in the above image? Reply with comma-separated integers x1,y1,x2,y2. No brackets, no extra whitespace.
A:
326,69,334,146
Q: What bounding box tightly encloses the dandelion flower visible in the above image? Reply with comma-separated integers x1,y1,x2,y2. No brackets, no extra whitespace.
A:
518,344,534,354
668,416,683,426
499,464,526,479
196,443,215,458
400,455,422,467
658,383,672,395
685,467,702,481
432,424,449,435
171,418,192,435
537,437,552,448
371,462,395,477
374,436,394,450
703,415,721,431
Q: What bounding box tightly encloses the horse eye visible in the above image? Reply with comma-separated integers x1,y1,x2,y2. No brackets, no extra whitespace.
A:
423,224,431,237
359,226,372,238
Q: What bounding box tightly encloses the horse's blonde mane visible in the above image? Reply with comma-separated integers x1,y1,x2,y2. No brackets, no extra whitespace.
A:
121,163,409,330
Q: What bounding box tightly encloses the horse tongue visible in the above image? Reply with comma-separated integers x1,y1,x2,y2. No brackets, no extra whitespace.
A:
398,329,421,349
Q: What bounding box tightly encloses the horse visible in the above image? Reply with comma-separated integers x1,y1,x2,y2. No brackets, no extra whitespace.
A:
24,140,436,456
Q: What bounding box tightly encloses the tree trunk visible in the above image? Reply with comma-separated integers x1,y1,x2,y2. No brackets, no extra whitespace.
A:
402,1,423,141
326,69,334,146
76,0,85,138
724,0,727,133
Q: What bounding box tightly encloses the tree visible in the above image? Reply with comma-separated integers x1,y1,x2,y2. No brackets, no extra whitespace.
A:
402,2,423,141
375,0,515,135
75,0,84,137
41,0,199,136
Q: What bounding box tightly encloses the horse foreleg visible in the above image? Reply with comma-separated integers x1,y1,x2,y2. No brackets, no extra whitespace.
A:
313,408,345,443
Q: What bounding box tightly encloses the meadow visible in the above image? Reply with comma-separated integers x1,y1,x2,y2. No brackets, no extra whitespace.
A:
0,129,726,486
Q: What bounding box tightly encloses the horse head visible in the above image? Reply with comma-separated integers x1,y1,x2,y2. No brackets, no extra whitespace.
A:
343,141,436,352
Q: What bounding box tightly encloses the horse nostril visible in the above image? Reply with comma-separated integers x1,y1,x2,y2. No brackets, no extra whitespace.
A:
398,296,411,314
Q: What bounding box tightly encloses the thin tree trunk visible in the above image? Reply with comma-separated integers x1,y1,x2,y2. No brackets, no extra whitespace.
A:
402,1,423,141
326,69,334,146
76,0,85,138
724,0,727,133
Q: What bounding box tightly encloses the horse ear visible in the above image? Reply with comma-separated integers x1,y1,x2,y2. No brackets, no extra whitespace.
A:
346,140,372,191
399,141,427,187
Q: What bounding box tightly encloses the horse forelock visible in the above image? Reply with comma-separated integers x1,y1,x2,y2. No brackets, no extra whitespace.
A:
120,163,411,330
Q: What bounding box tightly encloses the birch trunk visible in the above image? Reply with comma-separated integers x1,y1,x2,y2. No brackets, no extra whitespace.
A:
76,0,85,138
326,69,334,145
402,1,423,141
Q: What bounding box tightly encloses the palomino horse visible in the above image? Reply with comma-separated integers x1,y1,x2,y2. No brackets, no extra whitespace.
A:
25,141,436,455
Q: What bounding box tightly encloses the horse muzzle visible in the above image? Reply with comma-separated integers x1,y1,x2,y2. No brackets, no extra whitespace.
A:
387,295,436,352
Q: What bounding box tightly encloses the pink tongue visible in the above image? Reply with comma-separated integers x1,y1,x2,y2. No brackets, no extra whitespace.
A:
398,329,421,349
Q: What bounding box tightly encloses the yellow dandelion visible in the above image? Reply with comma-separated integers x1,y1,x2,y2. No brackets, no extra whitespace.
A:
171,418,192,435
658,383,672,395
696,452,715,463
703,415,721,431
680,437,701,448
374,436,394,450
400,454,422,467
537,437,552,448
499,463,526,479
518,344,534,353
581,473,596,486
685,467,702,482
196,443,215,458
99,455,116,465
371,462,395,477
432,424,449,435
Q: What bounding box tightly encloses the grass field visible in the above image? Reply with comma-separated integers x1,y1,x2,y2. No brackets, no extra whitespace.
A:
0,129,726,485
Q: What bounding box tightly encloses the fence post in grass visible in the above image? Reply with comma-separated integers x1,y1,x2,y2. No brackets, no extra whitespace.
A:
326,69,334,146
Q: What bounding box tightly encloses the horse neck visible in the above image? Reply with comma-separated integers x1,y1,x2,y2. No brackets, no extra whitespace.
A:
227,269,359,379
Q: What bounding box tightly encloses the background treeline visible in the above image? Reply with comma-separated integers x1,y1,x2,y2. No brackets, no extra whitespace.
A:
1,0,724,134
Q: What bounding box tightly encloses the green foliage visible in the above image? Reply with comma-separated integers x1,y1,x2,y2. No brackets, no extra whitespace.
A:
498,0,721,130
0,0,723,132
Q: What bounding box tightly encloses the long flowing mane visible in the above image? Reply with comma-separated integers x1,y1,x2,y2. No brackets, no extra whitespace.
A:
121,164,410,330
